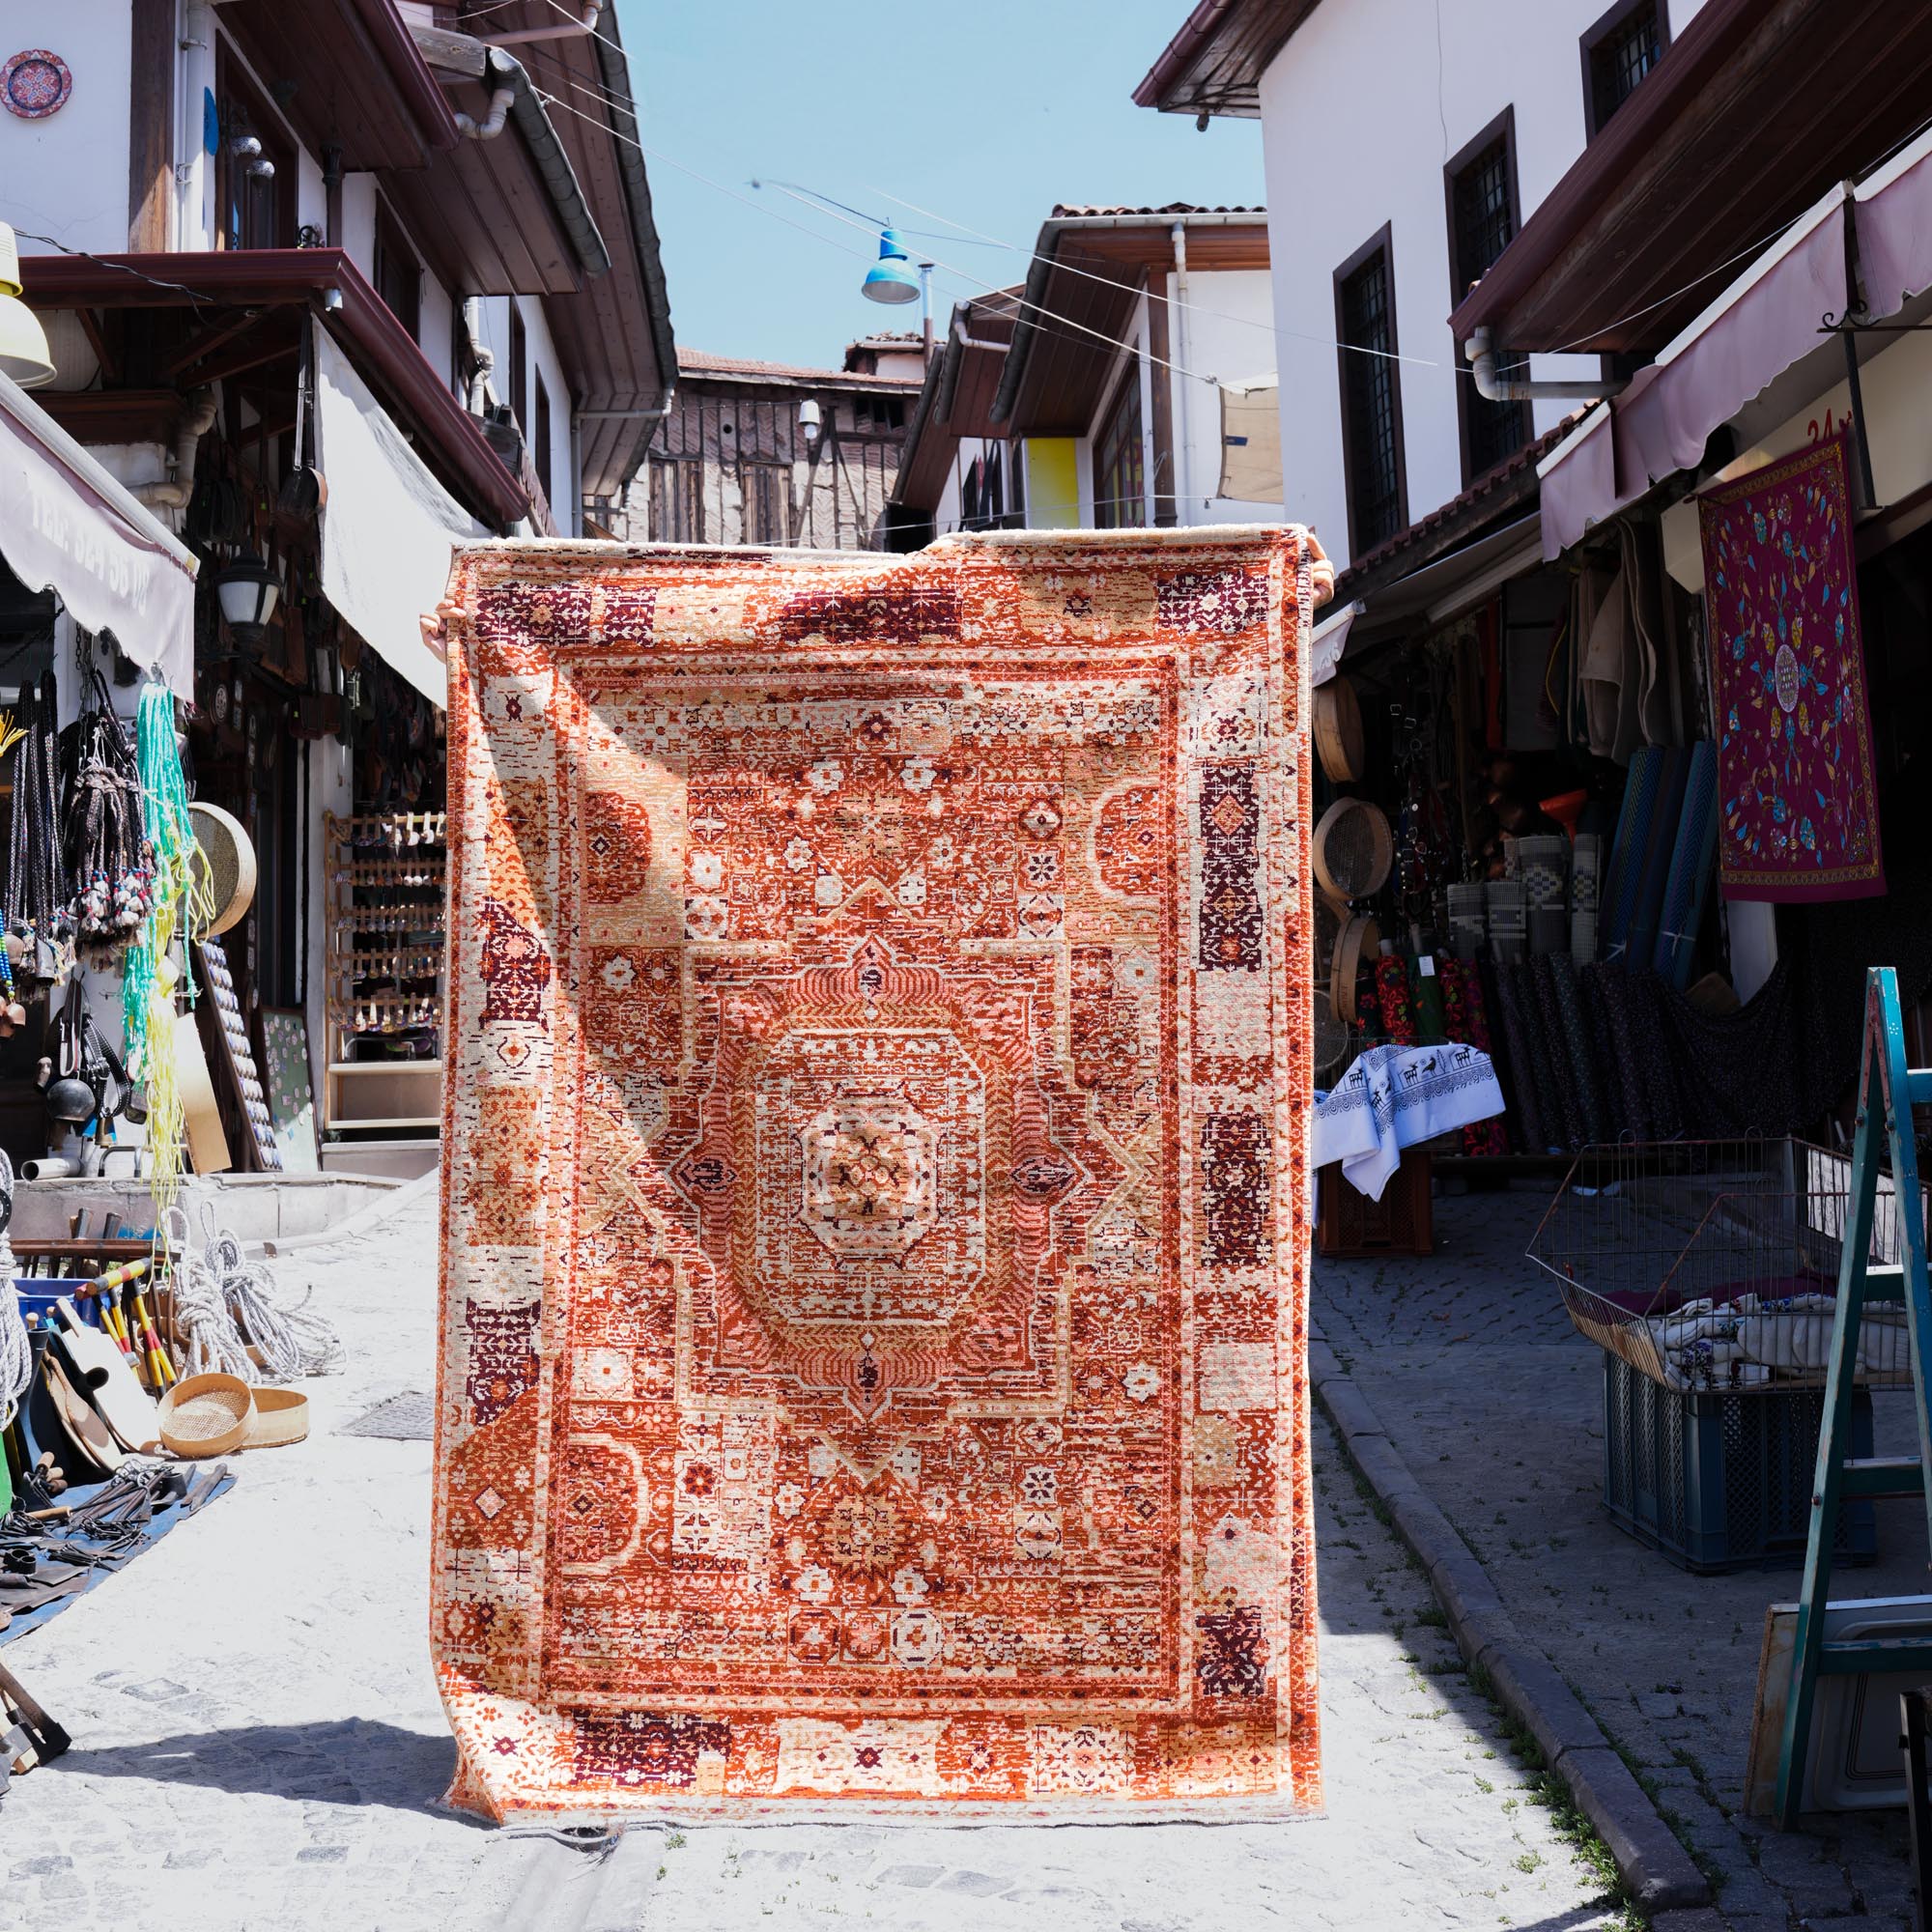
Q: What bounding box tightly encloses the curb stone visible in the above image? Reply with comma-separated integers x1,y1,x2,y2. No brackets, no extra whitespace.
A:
253,1164,441,1258
1309,1321,1711,1915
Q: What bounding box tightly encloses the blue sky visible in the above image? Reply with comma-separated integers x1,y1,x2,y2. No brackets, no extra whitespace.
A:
616,0,1266,369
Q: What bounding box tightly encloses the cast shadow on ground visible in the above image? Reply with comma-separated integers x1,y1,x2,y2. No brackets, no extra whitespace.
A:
41,1716,488,1825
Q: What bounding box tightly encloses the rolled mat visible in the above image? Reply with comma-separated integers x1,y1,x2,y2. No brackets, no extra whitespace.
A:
1624,745,1690,974
1651,741,1719,990
1514,960,1574,1151
1548,952,1609,1146
1571,832,1602,962
1490,963,1549,1154
1519,834,1570,956
1527,956,1585,1151
1486,877,1526,964
1588,963,1652,1141
1579,960,1634,1139
1601,745,1662,963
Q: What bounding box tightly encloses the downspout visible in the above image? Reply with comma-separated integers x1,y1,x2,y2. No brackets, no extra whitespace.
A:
175,0,219,252
133,385,218,510
486,2,603,47
1464,324,1627,402
415,37,610,279
453,56,516,140
1171,220,1193,514
461,296,497,412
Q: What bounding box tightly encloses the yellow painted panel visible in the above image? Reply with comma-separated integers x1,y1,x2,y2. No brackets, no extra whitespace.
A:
1023,438,1080,529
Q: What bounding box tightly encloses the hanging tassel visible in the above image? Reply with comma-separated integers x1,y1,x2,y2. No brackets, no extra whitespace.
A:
124,682,211,1215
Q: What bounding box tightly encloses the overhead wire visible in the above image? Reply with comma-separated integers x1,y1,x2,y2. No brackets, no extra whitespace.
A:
525,0,1932,406
528,75,1228,395
516,16,1465,384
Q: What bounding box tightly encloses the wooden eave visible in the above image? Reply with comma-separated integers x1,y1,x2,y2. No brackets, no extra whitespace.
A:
219,0,459,171
36,389,185,446
1446,0,1932,356
484,3,675,497
386,66,584,298
893,301,1018,514
1001,220,1267,435
1132,0,1321,119
20,249,527,528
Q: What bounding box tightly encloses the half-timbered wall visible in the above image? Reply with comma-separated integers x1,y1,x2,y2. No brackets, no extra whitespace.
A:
611,377,912,552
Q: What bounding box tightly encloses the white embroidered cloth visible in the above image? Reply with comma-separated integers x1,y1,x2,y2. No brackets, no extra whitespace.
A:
1313,1042,1506,1202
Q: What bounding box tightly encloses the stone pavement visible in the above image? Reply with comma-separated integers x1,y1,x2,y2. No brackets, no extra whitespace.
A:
1318,1182,1927,1932
0,1178,1630,1931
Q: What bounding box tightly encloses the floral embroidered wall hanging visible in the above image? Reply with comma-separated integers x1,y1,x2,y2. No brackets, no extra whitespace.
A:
1697,431,1884,902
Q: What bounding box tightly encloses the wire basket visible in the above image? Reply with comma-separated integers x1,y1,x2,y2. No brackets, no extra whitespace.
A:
1527,1138,1916,1394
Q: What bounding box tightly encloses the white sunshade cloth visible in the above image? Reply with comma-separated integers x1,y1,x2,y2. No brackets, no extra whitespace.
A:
1309,599,1362,687
0,367,197,696
1218,376,1280,503
1537,125,1932,558
314,327,487,707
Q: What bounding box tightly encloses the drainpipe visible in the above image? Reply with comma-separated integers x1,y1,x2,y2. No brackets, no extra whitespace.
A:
574,394,676,424
1464,325,1627,402
133,386,218,510
461,296,497,412
486,1,602,46
454,50,517,140
175,1,219,251
1171,220,1194,513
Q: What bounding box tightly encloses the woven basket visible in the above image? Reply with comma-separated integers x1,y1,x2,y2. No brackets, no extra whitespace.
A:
244,1386,309,1450
158,1373,254,1459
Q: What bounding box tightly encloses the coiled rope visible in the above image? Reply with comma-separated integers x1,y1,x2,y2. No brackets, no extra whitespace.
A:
159,1206,344,1384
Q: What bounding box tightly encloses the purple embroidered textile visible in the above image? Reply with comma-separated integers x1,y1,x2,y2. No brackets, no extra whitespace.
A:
1697,433,1884,902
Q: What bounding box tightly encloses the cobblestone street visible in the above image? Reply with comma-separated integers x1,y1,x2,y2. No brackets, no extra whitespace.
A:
0,1180,1626,1932
1319,1183,1927,1932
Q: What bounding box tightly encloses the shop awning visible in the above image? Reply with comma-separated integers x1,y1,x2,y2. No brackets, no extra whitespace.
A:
314,330,484,707
1535,127,1932,558
0,368,196,695
1309,600,1360,688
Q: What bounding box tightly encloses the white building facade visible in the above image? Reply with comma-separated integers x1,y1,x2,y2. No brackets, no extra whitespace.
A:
1140,0,1712,566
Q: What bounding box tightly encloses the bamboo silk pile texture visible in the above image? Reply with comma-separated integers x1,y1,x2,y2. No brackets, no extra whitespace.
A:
433,528,1320,1822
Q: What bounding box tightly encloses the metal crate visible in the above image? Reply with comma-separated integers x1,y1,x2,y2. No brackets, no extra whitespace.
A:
1528,1139,1916,1394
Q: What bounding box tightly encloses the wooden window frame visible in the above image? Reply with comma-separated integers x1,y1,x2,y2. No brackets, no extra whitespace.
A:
1091,353,1148,530
1444,106,1531,486
372,200,421,343
1332,222,1408,558
533,368,554,516
508,305,528,445
1579,0,1670,142
213,43,297,252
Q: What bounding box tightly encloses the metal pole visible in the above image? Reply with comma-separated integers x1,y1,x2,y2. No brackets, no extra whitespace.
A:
920,264,934,367
1840,187,1882,512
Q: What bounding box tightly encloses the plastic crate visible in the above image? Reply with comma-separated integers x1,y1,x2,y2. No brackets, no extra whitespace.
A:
1600,1350,1877,1574
1316,1150,1434,1258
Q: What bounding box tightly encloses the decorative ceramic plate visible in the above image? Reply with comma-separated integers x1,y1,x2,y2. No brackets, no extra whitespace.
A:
3,50,71,120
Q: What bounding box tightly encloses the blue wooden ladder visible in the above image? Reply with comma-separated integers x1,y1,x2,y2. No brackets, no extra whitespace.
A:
1777,966,1932,1826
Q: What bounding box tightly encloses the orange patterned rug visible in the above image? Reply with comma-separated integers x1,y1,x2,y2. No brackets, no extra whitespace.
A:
432,527,1321,1821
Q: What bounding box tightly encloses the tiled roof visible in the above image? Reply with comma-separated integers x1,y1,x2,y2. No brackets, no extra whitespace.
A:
1333,410,1586,601
1050,202,1265,218
676,348,925,389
